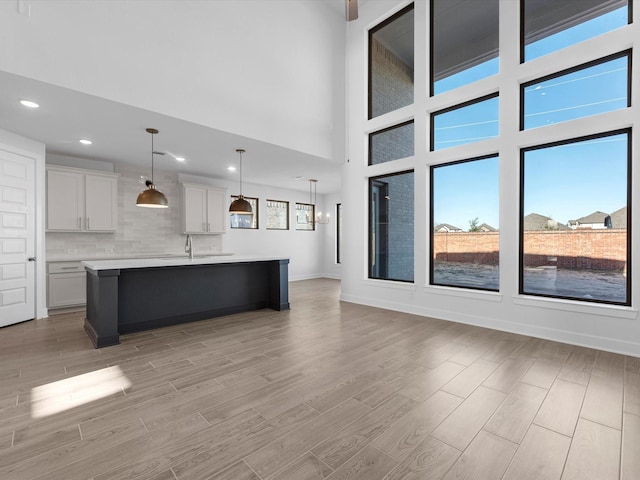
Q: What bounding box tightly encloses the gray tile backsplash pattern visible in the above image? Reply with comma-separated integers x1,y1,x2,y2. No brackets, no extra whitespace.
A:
46,165,223,259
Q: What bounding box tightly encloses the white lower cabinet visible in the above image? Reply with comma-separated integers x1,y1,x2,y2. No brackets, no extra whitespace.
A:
47,262,86,309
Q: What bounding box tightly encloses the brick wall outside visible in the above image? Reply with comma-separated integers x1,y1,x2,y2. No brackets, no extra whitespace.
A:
433,229,627,271
370,35,415,281
434,231,499,265
387,173,414,281
370,122,414,165
370,38,414,118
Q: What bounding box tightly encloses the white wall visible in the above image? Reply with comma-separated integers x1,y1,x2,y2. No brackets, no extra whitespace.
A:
341,0,640,356
46,156,329,281
321,192,342,279
0,128,47,319
0,0,345,162
225,181,327,281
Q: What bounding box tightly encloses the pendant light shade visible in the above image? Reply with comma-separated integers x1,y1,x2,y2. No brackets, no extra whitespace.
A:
136,128,168,208
229,195,253,214
229,149,253,215
136,182,169,208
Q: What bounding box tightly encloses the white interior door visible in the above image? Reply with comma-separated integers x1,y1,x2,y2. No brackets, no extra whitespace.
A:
0,149,35,327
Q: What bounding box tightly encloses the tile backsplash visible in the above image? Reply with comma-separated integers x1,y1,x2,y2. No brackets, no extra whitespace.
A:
46,164,223,259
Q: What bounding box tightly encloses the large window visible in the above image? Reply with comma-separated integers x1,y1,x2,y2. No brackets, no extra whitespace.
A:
521,52,630,130
520,130,630,305
522,0,630,62
360,0,634,310
431,156,499,291
369,4,414,119
369,171,414,282
432,94,499,151
431,0,499,95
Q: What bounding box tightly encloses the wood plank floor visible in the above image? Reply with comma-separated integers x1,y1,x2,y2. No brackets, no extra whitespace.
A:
0,278,638,480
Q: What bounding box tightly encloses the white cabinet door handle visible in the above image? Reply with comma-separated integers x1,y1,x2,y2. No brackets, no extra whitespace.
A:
87,217,90,230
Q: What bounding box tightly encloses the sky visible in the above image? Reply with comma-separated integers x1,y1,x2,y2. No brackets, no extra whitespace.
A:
431,6,629,231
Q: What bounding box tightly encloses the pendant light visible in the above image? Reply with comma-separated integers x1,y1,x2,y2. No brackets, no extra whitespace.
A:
136,128,168,208
229,148,253,215
309,179,330,225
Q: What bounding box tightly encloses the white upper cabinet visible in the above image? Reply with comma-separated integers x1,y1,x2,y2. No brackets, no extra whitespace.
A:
182,183,227,234
47,166,118,232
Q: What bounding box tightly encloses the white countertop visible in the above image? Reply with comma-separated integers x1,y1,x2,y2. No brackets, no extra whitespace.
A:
82,254,289,271
47,252,232,262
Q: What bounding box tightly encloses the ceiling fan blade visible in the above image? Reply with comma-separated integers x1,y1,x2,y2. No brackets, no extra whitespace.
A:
346,0,358,21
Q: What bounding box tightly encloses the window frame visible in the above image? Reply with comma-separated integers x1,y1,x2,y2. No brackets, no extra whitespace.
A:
368,2,415,120
368,119,415,166
295,202,316,231
519,0,632,64
518,128,632,306
519,50,632,131
368,169,415,283
430,154,500,292
336,203,342,264
265,199,290,230
430,92,499,152
230,196,259,229
430,0,499,97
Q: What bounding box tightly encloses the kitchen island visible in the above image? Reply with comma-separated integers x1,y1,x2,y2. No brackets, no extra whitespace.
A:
82,255,289,348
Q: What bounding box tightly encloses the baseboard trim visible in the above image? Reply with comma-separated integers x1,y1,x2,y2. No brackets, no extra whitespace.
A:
339,292,640,357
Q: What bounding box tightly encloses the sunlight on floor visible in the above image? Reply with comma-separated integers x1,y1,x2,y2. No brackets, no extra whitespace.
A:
30,366,131,419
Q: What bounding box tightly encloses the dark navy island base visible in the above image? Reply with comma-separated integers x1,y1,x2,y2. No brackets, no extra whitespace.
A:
83,258,290,348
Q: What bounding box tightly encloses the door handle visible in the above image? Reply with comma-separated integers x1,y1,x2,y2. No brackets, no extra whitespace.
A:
28,257,36,262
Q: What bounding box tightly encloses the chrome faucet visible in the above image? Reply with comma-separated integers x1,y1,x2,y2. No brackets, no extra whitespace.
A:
185,234,194,259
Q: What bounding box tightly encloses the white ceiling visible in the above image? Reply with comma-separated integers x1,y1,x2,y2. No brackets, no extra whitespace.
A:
0,70,343,195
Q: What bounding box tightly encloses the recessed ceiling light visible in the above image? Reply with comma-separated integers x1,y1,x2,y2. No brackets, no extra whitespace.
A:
175,157,185,162
20,100,39,108
79,139,92,145
227,166,236,172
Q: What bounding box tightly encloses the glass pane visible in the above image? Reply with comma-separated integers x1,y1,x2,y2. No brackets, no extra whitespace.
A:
522,53,629,130
336,203,342,264
369,4,414,119
266,199,289,230
230,196,258,229
431,156,499,291
523,0,629,62
369,171,414,282
521,131,629,305
432,95,499,151
369,121,414,165
295,203,315,231
432,0,499,95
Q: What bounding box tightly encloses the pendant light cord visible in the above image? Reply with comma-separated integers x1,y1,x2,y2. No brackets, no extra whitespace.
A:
236,148,246,197
150,132,155,184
